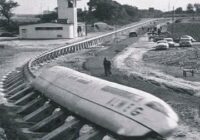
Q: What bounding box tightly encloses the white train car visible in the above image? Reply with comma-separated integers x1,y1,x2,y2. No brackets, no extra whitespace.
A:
32,66,178,139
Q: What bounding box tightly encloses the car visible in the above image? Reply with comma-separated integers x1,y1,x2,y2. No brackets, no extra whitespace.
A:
155,40,169,50
180,35,196,42
148,32,157,41
160,31,171,37
129,32,137,37
153,35,164,42
0,32,15,37
164,38,175,47
179,38,192,47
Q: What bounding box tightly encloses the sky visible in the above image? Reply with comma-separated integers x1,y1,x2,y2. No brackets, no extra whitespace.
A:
14,0,200,14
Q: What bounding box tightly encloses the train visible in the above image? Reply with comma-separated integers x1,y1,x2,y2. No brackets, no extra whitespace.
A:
31,66,179,139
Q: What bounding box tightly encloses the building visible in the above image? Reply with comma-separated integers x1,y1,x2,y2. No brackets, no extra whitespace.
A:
19,23,74,39
19,0,82,39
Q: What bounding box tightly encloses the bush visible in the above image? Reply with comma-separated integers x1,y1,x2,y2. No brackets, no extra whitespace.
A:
0,20,19,33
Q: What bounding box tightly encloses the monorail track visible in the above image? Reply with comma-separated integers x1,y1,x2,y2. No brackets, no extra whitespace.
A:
0,19,171,140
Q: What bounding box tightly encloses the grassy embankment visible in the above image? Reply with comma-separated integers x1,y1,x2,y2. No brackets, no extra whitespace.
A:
167,22,200,41
143,22,200,81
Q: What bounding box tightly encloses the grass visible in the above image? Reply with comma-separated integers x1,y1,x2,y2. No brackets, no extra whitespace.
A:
167,23,200,41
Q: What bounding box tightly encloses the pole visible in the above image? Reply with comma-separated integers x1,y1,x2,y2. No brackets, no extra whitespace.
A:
85,23,87,36
172,6,175,37
84,10,87,36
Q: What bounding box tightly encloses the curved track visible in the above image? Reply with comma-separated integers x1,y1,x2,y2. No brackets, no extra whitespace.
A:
0,19,168,140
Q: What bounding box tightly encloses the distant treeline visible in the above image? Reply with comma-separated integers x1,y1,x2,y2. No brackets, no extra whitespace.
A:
37,0,162,25
78,0,162,25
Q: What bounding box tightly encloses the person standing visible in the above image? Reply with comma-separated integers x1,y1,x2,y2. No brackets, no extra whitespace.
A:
103,58,112,76
103,57,108,76
107,60,112,75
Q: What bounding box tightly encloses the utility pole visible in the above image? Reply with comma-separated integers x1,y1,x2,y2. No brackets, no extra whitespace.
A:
172,6,175,37
84,8,88,36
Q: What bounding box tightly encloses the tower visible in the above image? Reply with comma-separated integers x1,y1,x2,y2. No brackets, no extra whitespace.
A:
57,0,78,37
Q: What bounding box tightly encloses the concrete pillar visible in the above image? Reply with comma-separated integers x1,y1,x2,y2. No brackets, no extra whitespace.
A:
29,110,67,132
14,92,38,106
2,76,23,88
20,128,46,139
77,130,105,140
5,83,27,96
2,73,20,84
8,87,33,101
3,79,24,91
39,117,83,140
17,97,46,115
23,102,55,123
3,71,22,82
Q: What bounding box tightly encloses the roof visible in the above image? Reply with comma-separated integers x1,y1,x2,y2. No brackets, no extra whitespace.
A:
20,22,85,27
20,22,74,27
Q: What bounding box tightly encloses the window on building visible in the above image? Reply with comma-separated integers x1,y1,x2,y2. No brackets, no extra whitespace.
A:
57,34,62,38
21,29,27,33
35,27,63,30
68,0,77,7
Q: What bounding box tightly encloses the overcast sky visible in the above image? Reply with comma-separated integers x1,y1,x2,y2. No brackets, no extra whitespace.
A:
14,0,200,14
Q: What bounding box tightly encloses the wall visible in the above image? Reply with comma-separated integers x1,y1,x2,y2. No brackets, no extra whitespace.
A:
57,0,78,38
19,23,74,39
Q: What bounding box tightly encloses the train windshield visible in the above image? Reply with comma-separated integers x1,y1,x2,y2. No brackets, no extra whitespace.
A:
146,101,168,117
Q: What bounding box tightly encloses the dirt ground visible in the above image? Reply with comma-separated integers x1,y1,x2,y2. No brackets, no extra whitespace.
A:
143,46,200,81
47,35,200,140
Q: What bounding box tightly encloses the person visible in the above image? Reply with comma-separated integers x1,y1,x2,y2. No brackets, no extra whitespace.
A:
103,57,108,76
77,26,82,36
103,57,112,76
107,60,112,75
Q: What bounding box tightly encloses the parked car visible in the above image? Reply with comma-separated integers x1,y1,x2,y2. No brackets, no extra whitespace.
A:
153,35,164,42
160,31,171,37
0,32,15,37
129,32,137,37
179,38,192,47
180,35,196,42
155,40,169,50
164,38,175,47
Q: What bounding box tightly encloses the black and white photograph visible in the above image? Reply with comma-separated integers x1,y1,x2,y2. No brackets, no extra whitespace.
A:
0,0,200,139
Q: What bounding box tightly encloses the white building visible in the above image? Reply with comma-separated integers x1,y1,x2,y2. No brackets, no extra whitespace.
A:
19,0,80,39
19,23,74,39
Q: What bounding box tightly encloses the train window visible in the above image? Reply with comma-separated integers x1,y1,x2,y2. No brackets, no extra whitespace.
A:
116,101,127,108
146,102,168,116
77,79,90,84
106,98,127,109
102,86,143,102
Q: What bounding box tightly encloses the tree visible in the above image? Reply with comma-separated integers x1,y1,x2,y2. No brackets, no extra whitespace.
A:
187,3,194,13
175,7,183,14
194,3,200,13
37,7,58,23
123,5,138,18
87,0,108,12
87,0,141,24
39,12,58,22
0,0,19,24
